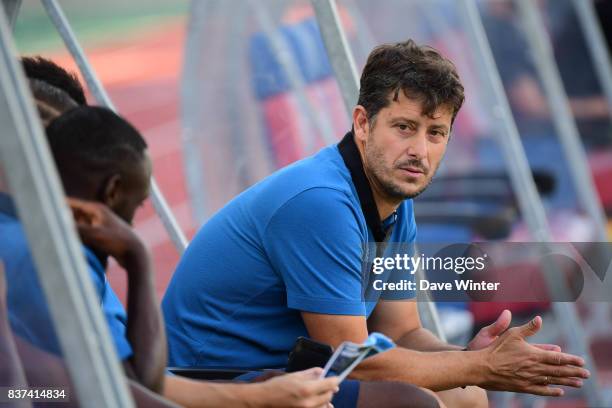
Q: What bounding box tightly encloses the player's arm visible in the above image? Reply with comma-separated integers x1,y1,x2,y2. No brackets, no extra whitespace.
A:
163,369,338,408
301,311,471,390
69,198,166,392
368,300,461,352
120,238,167,392
301,310,588,395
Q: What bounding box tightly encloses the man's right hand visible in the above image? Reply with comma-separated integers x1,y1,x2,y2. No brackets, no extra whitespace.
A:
477,316,589,396
67,198,147,270
254,368,339,408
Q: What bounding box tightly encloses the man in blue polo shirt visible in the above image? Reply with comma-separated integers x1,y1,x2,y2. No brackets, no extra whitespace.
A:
163,39,592,407
162,130,417,369
2,59,342,408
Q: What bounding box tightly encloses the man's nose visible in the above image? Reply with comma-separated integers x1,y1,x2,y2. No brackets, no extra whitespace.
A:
405,130,428,159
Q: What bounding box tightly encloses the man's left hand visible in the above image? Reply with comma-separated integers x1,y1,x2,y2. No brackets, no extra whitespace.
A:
466,309,562,352
67,197,146,269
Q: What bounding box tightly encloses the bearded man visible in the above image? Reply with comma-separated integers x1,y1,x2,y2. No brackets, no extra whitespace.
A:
162,40,589,408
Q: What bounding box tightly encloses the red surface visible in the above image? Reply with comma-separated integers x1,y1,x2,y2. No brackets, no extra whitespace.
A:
263,94,304,167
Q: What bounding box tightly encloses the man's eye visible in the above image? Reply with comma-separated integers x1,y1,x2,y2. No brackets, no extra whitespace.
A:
397,123,415,131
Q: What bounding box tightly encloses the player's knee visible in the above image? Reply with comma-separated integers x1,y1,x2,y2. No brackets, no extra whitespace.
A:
463,386,487,408
438,386,487,408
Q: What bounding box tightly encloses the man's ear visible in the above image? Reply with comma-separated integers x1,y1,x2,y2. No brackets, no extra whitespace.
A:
101,174,122,208
352,105,369,143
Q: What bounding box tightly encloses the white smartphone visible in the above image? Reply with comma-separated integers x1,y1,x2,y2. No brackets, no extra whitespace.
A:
320,341,369,381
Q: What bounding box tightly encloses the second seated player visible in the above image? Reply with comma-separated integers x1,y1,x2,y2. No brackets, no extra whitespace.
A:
162,39,589,408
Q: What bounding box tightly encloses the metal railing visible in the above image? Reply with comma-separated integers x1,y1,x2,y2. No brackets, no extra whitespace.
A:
0,4,134,406
39,0,189,254
459,0,603,405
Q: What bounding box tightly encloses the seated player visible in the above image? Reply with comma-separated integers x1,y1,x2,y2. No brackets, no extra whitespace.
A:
1,262,180,407
1,102,340,407
162,39,590,408
13,56,438,408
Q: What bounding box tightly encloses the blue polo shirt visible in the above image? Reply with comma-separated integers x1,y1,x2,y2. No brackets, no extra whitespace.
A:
162,139,417,369
0,193,132,359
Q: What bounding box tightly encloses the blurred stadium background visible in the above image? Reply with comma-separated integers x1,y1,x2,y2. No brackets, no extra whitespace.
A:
5,0,612,406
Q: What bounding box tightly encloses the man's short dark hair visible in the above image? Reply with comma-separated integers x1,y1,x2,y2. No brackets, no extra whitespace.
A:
357,39,465,124
21,56,87,105
46,106,147,195
28,79,78,125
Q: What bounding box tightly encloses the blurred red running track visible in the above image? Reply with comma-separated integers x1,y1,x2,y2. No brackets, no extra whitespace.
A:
50,21,195,302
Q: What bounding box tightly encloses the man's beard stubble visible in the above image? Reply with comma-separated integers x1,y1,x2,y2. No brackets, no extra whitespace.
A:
364,140,435,201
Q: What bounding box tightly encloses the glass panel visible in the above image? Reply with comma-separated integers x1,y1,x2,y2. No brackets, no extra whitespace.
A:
539,0,612,221
13,0,189,301
329,4,611,406
478,0,611,218
182,0,349,224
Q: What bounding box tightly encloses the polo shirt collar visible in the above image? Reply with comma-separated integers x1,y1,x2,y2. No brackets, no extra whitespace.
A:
338,130,390,242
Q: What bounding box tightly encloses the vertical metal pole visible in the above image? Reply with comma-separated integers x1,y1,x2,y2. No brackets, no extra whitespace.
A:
1,0,20,29
249,0,337,150
342,0,377,63
310,0,360,116
416,252,446,341
309,0,447,339
458,1,602,405
572,0,612,121
0,7,133,407
226,1,252,189
181,0,210,225
516,0,609,243
40,0,189,253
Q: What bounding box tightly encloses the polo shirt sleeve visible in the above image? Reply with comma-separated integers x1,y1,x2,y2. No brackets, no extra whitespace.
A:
83,249,133,360
263,187,366,316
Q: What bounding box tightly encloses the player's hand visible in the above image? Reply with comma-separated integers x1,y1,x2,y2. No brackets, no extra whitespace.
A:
477,316,589,396
467,310,562,352
67,198,147,269
255,367,339,408
467,309,512,351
